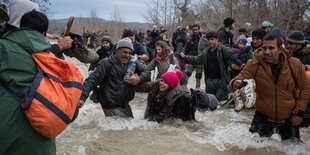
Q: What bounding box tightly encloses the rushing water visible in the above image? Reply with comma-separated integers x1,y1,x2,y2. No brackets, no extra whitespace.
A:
56,57,310,155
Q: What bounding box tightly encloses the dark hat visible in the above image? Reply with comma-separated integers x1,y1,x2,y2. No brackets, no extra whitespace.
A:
238,28,248,33
224,17,235,27
287,30,306,45
271,27,284,38
116,37,134,51
251,28,266,40
235,35,247,45
101,35,112,43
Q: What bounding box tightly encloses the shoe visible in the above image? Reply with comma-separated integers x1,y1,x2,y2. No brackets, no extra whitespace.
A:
242,79,256,108
63,32,99,63
89,92,99,103
234,87,245,112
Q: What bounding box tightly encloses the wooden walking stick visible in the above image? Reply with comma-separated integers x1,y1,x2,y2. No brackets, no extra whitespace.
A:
64,16,74,36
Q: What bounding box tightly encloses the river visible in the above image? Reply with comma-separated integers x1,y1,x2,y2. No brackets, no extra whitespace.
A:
56,57,310,155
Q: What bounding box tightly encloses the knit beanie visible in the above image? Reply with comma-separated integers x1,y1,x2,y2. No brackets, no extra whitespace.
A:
251,28,266,40
116,37,134,51
271,27,284,38
161,71,183,89
101,35,112,43
8,0,40,28
287,30,306,45
235,35,247,46
224,18,235,27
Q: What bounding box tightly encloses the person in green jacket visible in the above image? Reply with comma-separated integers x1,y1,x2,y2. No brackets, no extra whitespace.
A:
180,31,232,101
0,10,55,155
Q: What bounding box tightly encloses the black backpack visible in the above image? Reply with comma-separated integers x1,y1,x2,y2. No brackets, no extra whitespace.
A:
171,94,196,121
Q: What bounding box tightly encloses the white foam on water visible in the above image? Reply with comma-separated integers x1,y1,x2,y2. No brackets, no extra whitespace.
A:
78,146,86,155
184,109,310,155
56,56,310,155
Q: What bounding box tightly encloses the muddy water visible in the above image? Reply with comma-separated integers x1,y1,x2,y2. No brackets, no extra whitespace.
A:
56,57,310,155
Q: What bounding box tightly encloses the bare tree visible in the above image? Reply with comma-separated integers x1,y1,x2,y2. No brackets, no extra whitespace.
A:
144,0,161,25
109,6,126,41
31,0,51,13
173,0,200,26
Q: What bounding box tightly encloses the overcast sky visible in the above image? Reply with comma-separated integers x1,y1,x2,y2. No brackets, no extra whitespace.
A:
49,0,148,22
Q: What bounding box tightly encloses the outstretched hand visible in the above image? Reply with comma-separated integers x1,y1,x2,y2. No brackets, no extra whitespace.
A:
126,74,141,86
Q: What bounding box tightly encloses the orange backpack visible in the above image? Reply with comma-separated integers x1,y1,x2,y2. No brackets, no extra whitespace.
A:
20,52,83,138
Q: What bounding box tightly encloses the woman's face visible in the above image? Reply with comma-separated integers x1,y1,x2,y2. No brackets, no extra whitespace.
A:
159,79,169,91
155,45,163,56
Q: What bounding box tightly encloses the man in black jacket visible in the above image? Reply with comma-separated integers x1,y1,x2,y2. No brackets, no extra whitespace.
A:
88,35,114,103
79,38,151,118
88,35,114,71
218,17,235,48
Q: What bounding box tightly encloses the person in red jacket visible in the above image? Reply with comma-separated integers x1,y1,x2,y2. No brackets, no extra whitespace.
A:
230,33,310,142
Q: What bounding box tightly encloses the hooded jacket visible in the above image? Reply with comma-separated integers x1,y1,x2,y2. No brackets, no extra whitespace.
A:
229,48,310,122
293,44,310,65
8,0,40,28
0,28,55,155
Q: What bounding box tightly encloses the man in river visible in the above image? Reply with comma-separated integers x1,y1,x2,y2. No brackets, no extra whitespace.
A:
78,38,151,118
230,33,310,142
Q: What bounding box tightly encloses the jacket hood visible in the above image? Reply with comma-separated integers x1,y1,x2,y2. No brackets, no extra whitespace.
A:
2,28,51,53
298,44,310,55
8,0,40,28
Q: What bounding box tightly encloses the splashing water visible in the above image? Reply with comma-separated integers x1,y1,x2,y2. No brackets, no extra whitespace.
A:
56,57,310,155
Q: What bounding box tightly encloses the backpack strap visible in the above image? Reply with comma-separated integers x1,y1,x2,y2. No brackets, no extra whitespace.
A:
254,64,259,79
287,58,297,83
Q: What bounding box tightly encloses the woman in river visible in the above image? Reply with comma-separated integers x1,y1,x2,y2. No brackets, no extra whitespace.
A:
136,71,218,122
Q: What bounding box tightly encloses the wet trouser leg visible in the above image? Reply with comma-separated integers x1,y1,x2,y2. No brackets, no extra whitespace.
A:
249,111,273,137
277,121,300,141
250,111,301,141
205,78,228,101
